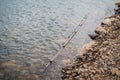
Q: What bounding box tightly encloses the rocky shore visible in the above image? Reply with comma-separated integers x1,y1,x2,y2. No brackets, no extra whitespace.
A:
61,2,120,80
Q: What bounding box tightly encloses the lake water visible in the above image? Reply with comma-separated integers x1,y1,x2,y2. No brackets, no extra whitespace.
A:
0,0,116,80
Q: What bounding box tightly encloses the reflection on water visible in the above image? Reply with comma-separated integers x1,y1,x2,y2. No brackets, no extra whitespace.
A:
0,0,116,79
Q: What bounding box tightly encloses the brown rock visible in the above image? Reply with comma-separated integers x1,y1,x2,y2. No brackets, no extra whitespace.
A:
83,64,88,69
116,71,120,77
62,59,71,65
83,41,97,51
66,70,72,74
100,68,105,73
111,68,119,75
115,2,120,6
79,78,85,80
90,70,96,74
101,18,112,26
95,27,107,35
101,55,106,60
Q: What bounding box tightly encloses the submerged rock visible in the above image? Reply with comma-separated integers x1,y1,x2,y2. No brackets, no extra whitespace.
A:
88,33,98,40
1,60,19,68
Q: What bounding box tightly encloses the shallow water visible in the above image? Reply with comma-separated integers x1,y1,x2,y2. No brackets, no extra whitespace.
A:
0,0,116,79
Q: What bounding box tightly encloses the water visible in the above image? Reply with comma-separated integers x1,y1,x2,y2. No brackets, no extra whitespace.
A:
0,0,116,80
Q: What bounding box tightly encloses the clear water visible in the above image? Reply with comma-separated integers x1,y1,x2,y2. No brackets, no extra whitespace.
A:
0,0,116,79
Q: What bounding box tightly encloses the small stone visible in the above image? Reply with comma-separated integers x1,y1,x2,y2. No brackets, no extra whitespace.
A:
111,61,116,65
64,79,71,80
106,52,111,55
79,78,85,80
34,75,40,80
111,68,119,75
103,41,109,45
66,70,72,74
101,18,112,26
95,27,107,35
100,68,105,73
110,18,118,22
83,41,97,51
65,74,69,77
116,71,120,77
97,69,102,74
62,70,65,73
101,55,106,60
62,59,71,65
75,76,80,79
90,70,96,74
72,73,77,77
83,64,88,68
84,69,88,72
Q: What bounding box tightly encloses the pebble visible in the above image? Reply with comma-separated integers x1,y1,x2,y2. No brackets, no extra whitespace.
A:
83,64,88,68
62,59,71,65
111,68,118,75
102,18,112,26
79,78,85,80
66,70,72,74
100,68,105,73
90,70,96,74
116,70,120,77
95,27,107,35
